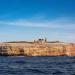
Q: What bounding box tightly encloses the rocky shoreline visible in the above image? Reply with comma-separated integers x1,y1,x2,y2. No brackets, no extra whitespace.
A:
0,39,75,56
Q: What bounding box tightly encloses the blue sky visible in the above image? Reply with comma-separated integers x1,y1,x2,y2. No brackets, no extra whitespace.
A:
0,0,75,42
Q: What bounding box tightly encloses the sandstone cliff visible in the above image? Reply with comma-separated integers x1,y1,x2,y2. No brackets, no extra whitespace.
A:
0,41,75,56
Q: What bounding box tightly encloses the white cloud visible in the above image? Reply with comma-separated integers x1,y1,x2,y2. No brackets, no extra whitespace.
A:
0,17,75,30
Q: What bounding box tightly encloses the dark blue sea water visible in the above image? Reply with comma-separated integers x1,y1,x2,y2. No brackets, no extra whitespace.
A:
0,56,75,75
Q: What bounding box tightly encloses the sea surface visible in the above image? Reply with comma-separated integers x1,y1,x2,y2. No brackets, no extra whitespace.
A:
0,56,75,75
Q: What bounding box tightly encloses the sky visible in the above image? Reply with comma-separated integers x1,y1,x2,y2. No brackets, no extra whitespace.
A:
0,0,75,42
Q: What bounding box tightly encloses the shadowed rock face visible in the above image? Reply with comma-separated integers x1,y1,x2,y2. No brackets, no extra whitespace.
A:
0,42,75,56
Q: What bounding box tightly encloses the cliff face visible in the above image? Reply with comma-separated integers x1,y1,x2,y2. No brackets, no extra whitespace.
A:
0,42,75,56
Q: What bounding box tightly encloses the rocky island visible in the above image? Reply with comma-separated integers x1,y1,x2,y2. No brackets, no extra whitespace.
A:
0,38,75,56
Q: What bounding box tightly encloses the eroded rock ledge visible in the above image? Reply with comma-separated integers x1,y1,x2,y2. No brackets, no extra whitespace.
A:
0,40,75,56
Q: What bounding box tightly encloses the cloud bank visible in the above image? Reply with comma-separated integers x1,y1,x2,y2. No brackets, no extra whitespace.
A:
0,18,75,30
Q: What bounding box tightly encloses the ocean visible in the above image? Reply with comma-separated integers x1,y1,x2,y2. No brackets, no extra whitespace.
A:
0,56,75,75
